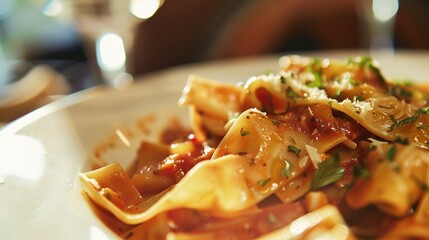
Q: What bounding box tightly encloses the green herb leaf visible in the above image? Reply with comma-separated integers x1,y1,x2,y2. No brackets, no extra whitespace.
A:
348,56,369,67
388,108,425,131
353,95,363,102
311,153,345,190
397,108,423,126
349,78,358,86
287,145,301,157
306,71,323,88
353,165,371,179
388,115,398,132
240,128,250,137
312,58,322,68
348,56,384,82
281,161,292,179
386,145,397,162
257,178,271,186
286,87,300,98
306,59,323,88
394,135,409,145
348,56,373,68
389,84,413,99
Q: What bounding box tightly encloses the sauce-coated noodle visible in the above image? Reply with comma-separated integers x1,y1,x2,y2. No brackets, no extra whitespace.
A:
80,56,429,239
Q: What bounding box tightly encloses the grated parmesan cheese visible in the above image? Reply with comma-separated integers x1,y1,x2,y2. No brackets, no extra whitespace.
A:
299,156,309,168
305,144,322,168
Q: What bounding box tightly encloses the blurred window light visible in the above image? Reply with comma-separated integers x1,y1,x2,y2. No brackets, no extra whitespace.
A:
372,0,399,22
0,0,14,20
42,0,64,17
96,33,126,71
129,0,163,19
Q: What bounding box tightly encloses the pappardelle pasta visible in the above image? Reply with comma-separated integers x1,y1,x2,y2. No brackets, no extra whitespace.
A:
80,55,429,239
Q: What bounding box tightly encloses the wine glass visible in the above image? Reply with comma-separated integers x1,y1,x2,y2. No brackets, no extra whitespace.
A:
40,0,164,89
358,0,399,59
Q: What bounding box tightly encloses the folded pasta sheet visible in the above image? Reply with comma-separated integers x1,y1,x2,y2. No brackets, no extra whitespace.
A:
80,55,429,239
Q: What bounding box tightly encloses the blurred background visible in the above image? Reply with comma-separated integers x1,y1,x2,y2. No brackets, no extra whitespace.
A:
0,0,428,122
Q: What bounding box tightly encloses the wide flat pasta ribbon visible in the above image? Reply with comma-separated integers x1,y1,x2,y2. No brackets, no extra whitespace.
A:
244,72,429,146
346,143,429,217
80,108,348,225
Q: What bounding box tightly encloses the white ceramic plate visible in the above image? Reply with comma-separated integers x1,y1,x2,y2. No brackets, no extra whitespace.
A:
0,51,428,240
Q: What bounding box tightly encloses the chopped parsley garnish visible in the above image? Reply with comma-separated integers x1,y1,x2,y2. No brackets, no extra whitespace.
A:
347,56,383,81
281,161,292,179
389,84,413,99
306,71,323,88
397,108,424,125
286,87,300,99
306,74,323,88
388,108,429,131
349,78,358,86
353,95,363,102
386,145,397,162
388,115,398,132
394,135,409,145
257,178,271,186
311,153,345,190
287,145,301,157
240,128,250,137
312,58,322,68
348,56,375,69
353,165,371,179
306,59,323,88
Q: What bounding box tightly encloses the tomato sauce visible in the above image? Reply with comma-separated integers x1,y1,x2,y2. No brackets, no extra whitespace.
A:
156,134,214,182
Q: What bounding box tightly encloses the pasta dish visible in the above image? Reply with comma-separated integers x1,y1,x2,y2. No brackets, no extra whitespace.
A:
80,55,429,239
